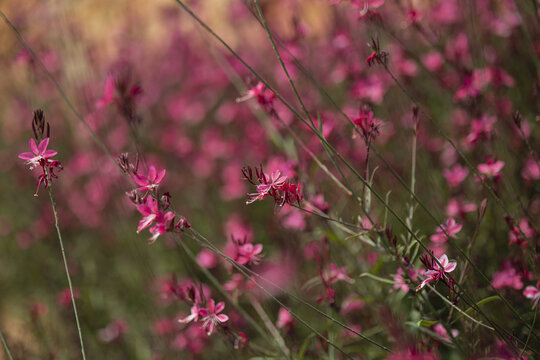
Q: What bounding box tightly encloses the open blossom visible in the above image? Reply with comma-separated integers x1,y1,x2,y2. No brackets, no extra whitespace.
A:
199,299,229,336
323,263,355,285
491,264,523,290
247,170,287,204
236,82,275,112
242,166,303,206
133,165,166,192
236,243,264,265
417,254,457,291
136,197,175,243
523,284,540,308
477,158,504,181
430,218,462,243
276,307,296,331
18,138,57,170
352,106,380,141
443,164,468,187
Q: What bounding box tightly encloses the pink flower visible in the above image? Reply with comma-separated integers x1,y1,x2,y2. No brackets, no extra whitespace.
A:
523,284,540,308
276,307,296,331
446,198,476,217
178,303,204,324
491,265,523,290
443,165,468,187
236,82,275,112
521,156,540,181
95,75,115,109
133,165,166,192
432,324,459,341
18,138,58,170
57,288,80,307
477,158,504,181
243,166,302,206
392,268,410,293
18,137,63,195
246,170,287,204
136,197,175,243
199,299,229,336
417,254,457,291
236,243,264,265
324,263,354,285
353,106,380,140
430,218,462,243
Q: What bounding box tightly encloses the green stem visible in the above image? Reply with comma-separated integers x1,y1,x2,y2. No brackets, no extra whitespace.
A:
0,328,14,360
46,171,87,360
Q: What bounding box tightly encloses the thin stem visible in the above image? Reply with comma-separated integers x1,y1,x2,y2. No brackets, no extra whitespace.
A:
175,238,287,357
252,0,314,128
520,305,538,358
0,328,14,360
186,228,392,353
45,170,87,360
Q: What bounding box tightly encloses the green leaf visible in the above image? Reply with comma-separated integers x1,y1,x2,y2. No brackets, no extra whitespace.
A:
297,333,316,360
359,272,397,285
417,319,438,327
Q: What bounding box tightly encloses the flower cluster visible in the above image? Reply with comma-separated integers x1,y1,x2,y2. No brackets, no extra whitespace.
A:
242,165,303,206
119,155,190,243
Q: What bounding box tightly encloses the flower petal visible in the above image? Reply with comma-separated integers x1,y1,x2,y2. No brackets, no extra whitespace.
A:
38,138,50,154
42,150,58,158
214,301,225,314
444,261,457,273
155,169,166,184
147,166,156,182
29,138,38,154
18,152,36,160
216,314,229,323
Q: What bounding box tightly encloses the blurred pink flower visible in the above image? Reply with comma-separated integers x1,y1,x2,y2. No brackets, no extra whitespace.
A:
477,158,504,181
492,264,523,290
443,165,468,187
276,307,296,331
430,218,462,243
236,243,264,266
57,288,80,307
